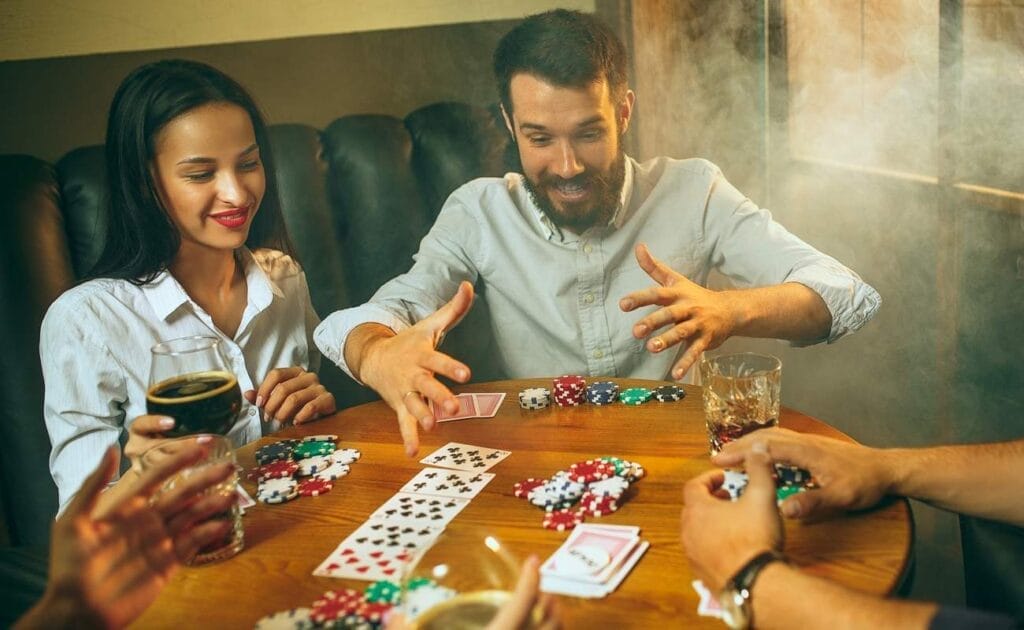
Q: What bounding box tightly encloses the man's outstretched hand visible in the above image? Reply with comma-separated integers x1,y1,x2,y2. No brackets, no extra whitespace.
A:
356,281,475,456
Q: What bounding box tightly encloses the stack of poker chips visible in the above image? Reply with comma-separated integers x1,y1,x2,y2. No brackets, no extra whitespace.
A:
251,435,361,504
552,374,586,406
618,387,654,406
585,380,620,405
518,386,551,410
651,384,686,402
513,456,645,530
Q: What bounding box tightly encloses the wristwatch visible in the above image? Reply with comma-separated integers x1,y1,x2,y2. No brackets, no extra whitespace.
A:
718,550,787,629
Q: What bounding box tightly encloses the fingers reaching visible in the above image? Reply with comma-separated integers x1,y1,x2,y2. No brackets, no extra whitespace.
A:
64,446,119,519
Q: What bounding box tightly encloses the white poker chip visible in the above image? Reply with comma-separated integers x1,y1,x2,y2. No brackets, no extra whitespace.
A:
400,584,457,620
555,545,611,576
297,454,332,476
257,477,298,504
312,462,350,481
331,448,361,465
301,434,338,443
722,469,749,501
255,606,316,629
586,476,630,498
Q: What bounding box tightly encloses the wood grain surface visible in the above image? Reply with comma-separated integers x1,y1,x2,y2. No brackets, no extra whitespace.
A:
133,379,912,629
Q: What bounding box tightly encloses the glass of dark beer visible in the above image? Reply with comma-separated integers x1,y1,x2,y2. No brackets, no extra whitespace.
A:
147,336,242,436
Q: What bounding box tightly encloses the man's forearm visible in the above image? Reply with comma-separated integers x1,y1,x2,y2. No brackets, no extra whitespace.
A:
726,282,832,342
343,323,396,384
883,439,1024,527
751,562,936,630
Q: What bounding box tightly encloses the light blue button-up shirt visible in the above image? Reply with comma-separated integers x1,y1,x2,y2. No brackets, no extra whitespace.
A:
315,157,880,383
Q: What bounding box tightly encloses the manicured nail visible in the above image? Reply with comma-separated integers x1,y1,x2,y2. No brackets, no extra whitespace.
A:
621,299,634,310
445,400,459,414
456,368,468,381
636,324,648,336
196,435,213,444
752,441,768,454
255,395,264,408
649,338,663,351
673,369,684,379
158,416,175,429
782,501,800,518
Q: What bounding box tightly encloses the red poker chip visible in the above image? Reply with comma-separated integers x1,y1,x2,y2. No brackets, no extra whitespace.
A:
311,589,365,623
513,478,548,498
580,495,619,517
542,508,584,531
566,460,615,483
298,478,334,497
254,459,299,481
355,600,393,623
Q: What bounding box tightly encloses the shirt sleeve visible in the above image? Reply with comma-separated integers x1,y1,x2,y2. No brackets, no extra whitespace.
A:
702,169,881,344
39,299,128,515
314,196,484,380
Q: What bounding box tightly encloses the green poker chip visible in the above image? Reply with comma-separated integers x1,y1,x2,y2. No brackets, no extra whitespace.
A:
293,440,335,460
776,485,806,503
364,579,401,604
618,387,652,405
406,577,436,591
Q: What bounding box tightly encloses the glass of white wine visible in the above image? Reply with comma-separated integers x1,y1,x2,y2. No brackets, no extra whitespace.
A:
398,528,544,629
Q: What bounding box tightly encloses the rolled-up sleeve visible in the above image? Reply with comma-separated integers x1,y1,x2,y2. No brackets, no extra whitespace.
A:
40,299,129,515
702,170,881,344
314,196,484,379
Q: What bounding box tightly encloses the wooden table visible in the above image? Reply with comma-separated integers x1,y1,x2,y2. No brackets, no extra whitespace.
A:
134,379,912,628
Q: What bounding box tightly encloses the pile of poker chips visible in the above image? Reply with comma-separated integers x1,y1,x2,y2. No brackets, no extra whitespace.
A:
722,463,817,504
518,377,686,409
552,375,586,406
518,387,551,410
254,578,455,629
250,434,362,505
513,456,645,531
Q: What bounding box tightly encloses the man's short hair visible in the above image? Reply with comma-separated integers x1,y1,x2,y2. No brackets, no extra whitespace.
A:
493,9,628,115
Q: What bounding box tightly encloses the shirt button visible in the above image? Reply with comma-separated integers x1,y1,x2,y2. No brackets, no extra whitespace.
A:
584,293,595,304
593,349,604,359
583,243,593,254
249,408,257,417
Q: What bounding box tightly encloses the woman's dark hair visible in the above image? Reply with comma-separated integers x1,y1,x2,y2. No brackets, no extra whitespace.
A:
493,9,628,116
89,59,294,283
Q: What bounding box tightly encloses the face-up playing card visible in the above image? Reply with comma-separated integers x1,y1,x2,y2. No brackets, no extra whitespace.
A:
399,467,495,499
430,393,478,422
313,519,443,581
692,580,725,618
418,442,511,472
369,492,471,527
235,484,256,511
471,393,505,418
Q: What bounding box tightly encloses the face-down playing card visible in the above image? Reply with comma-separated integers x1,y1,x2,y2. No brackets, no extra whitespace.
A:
419,442,511,472
399,467,495,499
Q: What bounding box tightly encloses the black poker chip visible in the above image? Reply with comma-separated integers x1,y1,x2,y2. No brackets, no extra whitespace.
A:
652,384,686,402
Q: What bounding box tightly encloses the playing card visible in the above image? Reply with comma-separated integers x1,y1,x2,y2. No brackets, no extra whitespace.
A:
400,467,495,499
430,393,477,422
369,492,471,527
541,540,649,598
542,524,639,584
471,393,505,418
313,519,443,581
235,484,256,511
419,442,511,472
692,580,725,618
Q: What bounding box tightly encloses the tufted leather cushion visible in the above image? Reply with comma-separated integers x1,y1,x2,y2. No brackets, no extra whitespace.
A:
55,146,108,278
0,156,68,547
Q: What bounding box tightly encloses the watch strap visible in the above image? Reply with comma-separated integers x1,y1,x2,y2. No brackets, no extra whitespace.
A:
730,550,787,594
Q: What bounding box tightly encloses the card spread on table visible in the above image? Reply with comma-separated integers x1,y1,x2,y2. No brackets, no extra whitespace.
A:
430,393,506,422
235,484,256,512
419,442,511,472
313,519,443,581
369,492,471,527
540,524,648,598
400,467,495,499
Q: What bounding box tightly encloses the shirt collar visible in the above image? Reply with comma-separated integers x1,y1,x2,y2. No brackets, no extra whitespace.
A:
140,247,282,322
530,156,634,242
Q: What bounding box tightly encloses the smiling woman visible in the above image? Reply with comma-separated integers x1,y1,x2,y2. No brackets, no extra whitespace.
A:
38,60,336,517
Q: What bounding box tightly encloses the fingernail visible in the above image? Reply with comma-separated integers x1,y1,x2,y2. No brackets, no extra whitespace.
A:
673,369,684,379
255,395,264,408
649,338,663,351
621,299,634,310
636,324,648,336
752,441,768,454
196,435,213,444
445,400,459,414
158,416,175,429
782,501,800,518
421,416,433,428
456,368,468,381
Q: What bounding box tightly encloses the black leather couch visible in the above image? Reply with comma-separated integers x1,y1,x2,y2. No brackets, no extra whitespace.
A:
0,101,510,551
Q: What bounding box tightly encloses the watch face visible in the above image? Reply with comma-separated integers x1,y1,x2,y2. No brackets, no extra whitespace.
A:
719,589,749,630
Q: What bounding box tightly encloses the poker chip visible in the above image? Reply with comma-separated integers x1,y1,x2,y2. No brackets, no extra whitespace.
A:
722,469,749,501
298,477,333,497
251,459,298,480
552,375,586,407
364,579,402,604
513,477,548,499
518,387,551,410
776,485,806,503
586,475,630,498
406,576,435,591
293,440,335,460
333,615,372,629
302,434,338,443
652,384,686,402
585,381,620,405
543,508,584,531
774,464,813,488
355,600,392,624
331,448,362,465
257,477,298,504
619,387,653,405
310,589,365,625
566,459,615,484
313,462,350,481
400,584,457,620
528,477,585,511
579,493,619,517
297,454,333,476
255,442,293,466
254,606,316,629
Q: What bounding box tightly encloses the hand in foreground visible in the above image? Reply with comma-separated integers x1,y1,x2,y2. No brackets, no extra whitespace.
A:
619,243,741,380
384,555,560,630
245,367,336,426
680,442,783,592
16,445,235,630
712,428,895,520
359,281,474,456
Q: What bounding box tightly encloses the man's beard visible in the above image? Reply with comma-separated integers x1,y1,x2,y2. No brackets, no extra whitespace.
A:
523,150,626,234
